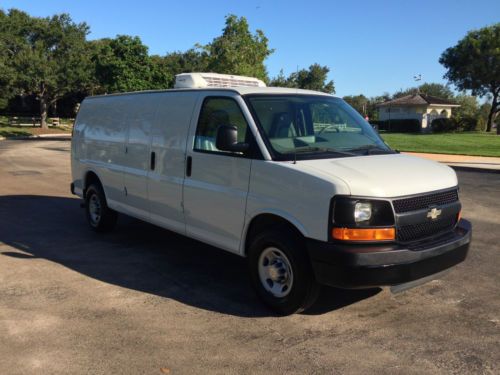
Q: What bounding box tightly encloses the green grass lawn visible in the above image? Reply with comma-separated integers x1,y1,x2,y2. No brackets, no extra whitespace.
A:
0,123,72,138
381,132,500,157
0,115,73,137
0,126,32,137
0,124,72,138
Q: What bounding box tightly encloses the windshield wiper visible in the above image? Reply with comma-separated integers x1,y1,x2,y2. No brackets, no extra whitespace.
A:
284,147,357,156
346,145,394,155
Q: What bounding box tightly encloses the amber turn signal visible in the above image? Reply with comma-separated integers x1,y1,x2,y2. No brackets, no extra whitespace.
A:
332,227,396,241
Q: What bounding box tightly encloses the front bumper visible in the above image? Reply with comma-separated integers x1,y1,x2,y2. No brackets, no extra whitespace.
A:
307,219,471,289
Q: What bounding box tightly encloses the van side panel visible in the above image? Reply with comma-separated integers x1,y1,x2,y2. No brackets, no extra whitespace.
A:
244,160,350,249
147,92,200,234
75,96,129,204
118,94,161,219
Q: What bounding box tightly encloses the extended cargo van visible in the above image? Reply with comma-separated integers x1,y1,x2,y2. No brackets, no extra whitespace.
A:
71,73,471,314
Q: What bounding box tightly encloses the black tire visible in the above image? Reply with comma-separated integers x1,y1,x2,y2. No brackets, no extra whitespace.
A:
248,226,320,315
85,183,117,233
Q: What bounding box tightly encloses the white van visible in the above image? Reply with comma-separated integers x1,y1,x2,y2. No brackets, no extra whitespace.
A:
71,73,471,314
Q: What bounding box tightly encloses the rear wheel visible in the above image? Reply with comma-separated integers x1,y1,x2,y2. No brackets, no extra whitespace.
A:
85,183,117,232
248,226,320,315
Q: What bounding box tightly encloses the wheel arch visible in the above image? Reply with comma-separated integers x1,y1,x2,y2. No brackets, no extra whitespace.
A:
83,169,103,197
242,212,308,256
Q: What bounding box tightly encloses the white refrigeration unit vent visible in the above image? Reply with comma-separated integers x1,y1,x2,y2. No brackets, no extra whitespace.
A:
174,72,266,89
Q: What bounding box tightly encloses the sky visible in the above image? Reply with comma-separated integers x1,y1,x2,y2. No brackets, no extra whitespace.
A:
2,0,499,98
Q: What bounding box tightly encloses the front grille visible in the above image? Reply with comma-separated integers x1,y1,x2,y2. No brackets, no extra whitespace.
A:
398,214,458,242
393,189,458,213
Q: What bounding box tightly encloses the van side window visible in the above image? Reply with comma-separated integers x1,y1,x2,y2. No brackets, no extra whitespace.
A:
194,97,248,153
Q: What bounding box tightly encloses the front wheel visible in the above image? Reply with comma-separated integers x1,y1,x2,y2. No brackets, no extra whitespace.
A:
248,227,320,315
85,184,117,232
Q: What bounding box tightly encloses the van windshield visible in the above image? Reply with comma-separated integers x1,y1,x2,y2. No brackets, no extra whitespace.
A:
246,95,393,160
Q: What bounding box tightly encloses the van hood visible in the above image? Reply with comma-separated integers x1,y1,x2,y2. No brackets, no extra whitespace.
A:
299,153,458,198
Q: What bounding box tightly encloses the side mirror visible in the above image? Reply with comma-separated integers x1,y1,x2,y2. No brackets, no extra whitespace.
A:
215,125,249,153
371,124,379,133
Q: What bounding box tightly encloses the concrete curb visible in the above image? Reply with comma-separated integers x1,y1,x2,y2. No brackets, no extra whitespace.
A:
403,152,500,174
450,165,500,174
0,133,71,141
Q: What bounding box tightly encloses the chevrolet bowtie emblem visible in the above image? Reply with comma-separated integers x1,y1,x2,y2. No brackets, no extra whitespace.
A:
427,207,442,220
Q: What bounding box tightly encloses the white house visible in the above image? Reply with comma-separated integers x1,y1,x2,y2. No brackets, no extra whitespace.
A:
377,93,460,130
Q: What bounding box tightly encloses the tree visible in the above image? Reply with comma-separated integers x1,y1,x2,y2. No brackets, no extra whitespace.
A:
418,83,454,99
392,87,418,99
439,23,500,133
343,95,388,120
159,48,209,88
453,94,480,131
0,10,16,109
453,95,479,119
392,83,454,99
268,69,289,88
91,37,206,92
290,64,335,93
343,95,369,115
374,93,391,103
477,102,492,131
91,35,153,94
2,10,93,128
270,64,335,94
204,15,273,81
148,55,175,89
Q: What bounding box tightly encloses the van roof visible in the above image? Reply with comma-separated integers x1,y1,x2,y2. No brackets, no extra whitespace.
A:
86,86,336,100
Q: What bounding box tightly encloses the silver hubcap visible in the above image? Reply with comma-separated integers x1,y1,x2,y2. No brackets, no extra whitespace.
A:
258,247,293,298
88,194,101,225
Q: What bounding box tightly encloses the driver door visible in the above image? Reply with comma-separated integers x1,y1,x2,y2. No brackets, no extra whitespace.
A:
183,95,253,253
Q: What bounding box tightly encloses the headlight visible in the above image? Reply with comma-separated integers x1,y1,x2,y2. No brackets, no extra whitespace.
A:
332,197,394,227
354,202,372,222
331,197,395,241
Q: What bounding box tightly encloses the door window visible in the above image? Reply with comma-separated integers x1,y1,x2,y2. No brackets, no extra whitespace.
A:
194,97,248,153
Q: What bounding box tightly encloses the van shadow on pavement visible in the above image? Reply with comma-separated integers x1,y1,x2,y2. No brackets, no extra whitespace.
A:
0,195,380,317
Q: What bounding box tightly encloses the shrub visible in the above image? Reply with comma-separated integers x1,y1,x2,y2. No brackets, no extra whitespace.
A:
368,120,383,131
456,117,478,131
476,117,487,132
368,120,383,127
388,119,420,132
432,117,479,132
370,119,421,133
431,118,459,132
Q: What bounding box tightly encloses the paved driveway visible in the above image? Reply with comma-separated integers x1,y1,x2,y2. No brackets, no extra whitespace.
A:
0,140,498,374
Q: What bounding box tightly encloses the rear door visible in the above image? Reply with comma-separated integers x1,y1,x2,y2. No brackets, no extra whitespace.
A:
183,94,253,253
79,96,129,207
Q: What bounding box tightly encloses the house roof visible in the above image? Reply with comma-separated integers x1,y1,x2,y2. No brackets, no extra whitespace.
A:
377,93,459,107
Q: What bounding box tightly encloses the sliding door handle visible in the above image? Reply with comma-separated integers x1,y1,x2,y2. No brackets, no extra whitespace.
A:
150,151,156,170
186,156,192,177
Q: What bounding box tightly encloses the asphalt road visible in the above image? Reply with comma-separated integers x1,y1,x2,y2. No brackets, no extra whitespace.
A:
0,140,498,375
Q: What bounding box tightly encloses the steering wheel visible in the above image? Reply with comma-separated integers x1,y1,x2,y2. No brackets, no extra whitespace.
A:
317,124,340,135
